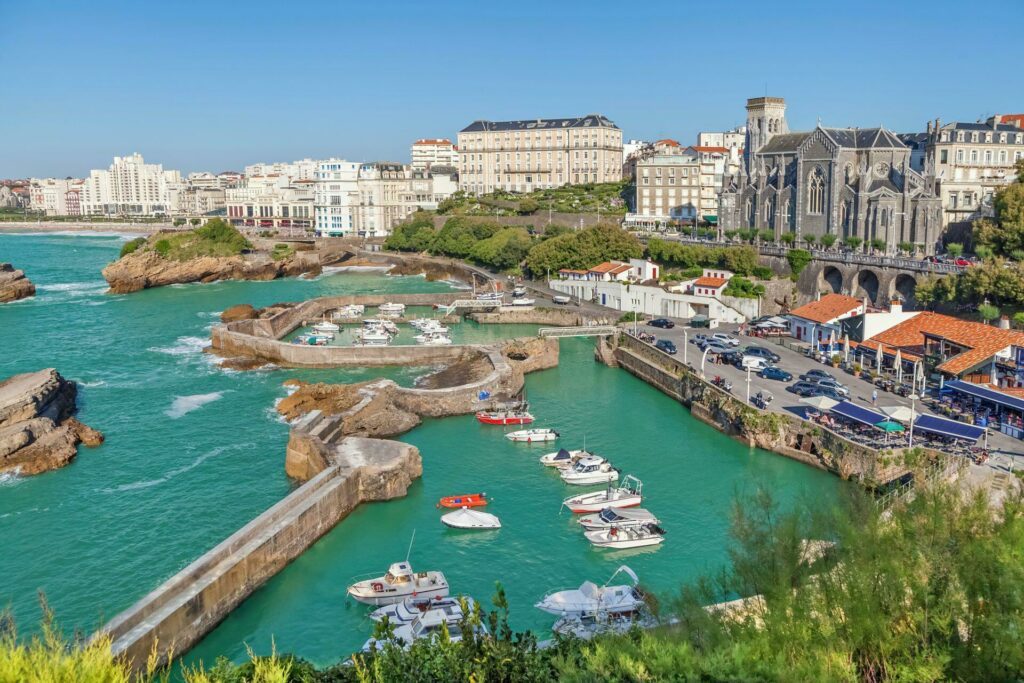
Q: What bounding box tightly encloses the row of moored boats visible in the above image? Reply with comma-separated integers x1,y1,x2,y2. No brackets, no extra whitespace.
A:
293,303,455,347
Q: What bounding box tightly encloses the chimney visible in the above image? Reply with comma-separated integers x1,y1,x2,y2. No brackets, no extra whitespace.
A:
927,120,933,135
890,299,902,315
999,315,1011,330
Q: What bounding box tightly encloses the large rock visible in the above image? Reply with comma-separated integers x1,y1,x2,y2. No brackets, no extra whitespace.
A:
102,249,322,294
0,369,104,476
0,263,35,303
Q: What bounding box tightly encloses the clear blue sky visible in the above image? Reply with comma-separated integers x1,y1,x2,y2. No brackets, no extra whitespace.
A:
2,0,1021,178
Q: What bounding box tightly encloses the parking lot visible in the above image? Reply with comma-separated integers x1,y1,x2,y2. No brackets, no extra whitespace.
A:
627,317,1024,474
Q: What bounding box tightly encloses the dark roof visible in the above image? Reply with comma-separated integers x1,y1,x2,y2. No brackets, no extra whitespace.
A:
865,177,901,193
757,127,907,155
460,114,618,133
943,121,1021,133
897,133,927,149
758,132,811,153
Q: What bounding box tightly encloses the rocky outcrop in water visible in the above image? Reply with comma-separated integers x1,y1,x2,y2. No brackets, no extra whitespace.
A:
0,369,103,476
0,263,35,303
102,250,322,294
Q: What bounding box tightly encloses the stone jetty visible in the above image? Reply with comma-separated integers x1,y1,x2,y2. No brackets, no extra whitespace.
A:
0,263,35,303
0,369,103,476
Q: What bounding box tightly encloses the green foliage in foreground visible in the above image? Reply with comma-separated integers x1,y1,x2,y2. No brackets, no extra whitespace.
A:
131,219,252,262
722,276,765,299
119,237,146,258
646,239,760,277
5,478,1022,682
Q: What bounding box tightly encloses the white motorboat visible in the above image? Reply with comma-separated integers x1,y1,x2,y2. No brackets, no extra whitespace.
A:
578,507,659,531
347,561,449,606
584,523,666,550
562,476,644,513
354,328,392,346
333,304,365,319
362,600,480,652
510,298,535,307
560,455,619,485
369,596,476,625
363,318,399,334
293,334,331,346
539,448,593,468
505,428,559,443
378,302,406,315
440,507,501,530
475,291,503,302
313,320,340,334
512,286,528,298
535,566,644,618
415,332,453,345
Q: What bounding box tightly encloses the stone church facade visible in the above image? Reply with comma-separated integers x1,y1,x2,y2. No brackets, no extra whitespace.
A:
720,97,942,255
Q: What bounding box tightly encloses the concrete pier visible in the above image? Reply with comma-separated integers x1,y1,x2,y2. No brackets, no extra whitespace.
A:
98,435,421,670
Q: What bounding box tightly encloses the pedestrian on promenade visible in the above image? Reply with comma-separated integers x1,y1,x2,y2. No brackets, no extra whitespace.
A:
872,389,878,406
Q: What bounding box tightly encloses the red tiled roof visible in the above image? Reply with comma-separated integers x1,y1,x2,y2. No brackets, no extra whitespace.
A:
860,311,1024,376
588,261,628,274
654,139,680,147
789,294,863,324
693,276,728,288
693,146,729,154
414,138,454,146
997,114,1024,128
559,268,587,275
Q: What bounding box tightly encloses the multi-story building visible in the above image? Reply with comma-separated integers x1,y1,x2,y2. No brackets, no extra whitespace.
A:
225,175,315,232
242,159,319,182
692,146,729,223
410,139,458,171
313,159,360,236
625,151,701,229
354,162,415,238
719,97,943,254
457,114,623,194
79,153,183,216
403,169,458,213
923,114,1024,228
698,126,746,155
29,178,83,216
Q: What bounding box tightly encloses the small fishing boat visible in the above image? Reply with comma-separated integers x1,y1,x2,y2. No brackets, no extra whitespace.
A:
535,566,644,618
475,402,534,425
313,320,341,334
578,507,659,531
354,328,392,346
414,331,453,345
437,492,488,509
510,298,535,307
562,476,644,514
363,318,399,334
505,428,559,443
347,561,449,606
409,318,447,333
475,291,503,302
369,596,476,625
512,285,528,298
378,302,406,315
441,507,501,530
293,334,331,346
584,523,666,550
333,304,365,319
539,448,593,468
560,456,619,485
362,601,482,652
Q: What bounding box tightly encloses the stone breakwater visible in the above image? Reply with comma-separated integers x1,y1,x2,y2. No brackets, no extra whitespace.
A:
0,262,35,303
0,369,103,476
98,436,421,670
101,249,323,294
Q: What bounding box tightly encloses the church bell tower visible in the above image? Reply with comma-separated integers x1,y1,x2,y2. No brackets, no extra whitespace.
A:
744,96,788,175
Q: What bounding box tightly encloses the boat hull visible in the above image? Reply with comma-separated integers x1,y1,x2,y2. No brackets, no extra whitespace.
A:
347,582,449,606
564,495,642,514
584,531,664,549
475,412,534,425
437,493,487,508
561,471,619,486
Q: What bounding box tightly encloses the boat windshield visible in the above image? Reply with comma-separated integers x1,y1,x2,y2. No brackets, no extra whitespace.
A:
598,509,620,523
385,571,410,584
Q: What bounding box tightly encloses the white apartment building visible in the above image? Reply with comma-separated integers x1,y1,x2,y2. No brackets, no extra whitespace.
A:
242,158,319,182
925,114,1024,227
29,178,83,216
625,152,701,229
225,175,315,231
411,139,458,171
697,126,746,154
313,159,360,236
692,146,729,222
457,114,623,194
403,170,458,212
79,153,183,216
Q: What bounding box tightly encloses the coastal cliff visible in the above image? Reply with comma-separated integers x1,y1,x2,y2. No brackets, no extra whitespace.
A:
0,263,35,303
0,369,103,476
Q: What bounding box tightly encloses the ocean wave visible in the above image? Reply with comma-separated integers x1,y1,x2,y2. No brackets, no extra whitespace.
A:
37,281,108,295
101,442,255,493
0,229,143,239
198,310,223,318
265,399,290,424
149,335,210,356
75,379,107,388
165,391,226,419
0,470,23,486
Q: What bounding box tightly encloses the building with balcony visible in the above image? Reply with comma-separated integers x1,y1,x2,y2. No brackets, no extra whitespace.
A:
411,139,458,171
29,177,83,216
79,153,183,216
625,151,700,229
457,114,622,194
923,115,1024,228
225,175,315,231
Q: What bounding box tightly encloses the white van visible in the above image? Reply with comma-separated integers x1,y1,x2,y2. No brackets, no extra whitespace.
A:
740,355,770,371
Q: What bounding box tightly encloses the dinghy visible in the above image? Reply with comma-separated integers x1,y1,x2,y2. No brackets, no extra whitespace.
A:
562,476,643,513
437,492,488,509
441,507,501,530
505,428,559,443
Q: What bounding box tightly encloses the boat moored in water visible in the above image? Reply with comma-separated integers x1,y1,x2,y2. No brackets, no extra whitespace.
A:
539,448,593,468
504,428,559,443
560,455,619,485
347,561,449,606
312,320,341,334
437,492,488,508
378,302,406,315
535,565,644,618
578,507,659,531
362,600,484,652
562,475,644,513
475,402,534,425
584,523,666,549
369,595,476,626
440,507,501,529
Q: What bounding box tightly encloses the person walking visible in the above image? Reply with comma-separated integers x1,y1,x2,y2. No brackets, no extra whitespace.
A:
871,389,878,407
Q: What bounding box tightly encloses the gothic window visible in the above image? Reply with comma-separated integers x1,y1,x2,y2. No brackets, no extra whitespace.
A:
808,167,825,214
764,196,775,225
745,197,754,226
839,201,848,233
784,199,795,229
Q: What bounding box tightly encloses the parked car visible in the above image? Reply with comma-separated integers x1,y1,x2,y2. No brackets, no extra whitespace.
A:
760,366,793,382
648,318,675,329
711,333,740,347
810,386,846,401
814,378,849,397
954,257,972,267
742,345,781,363
552,295,571,305
705,344,732,356
655,339,678,355
799,369,833,382
722,350,744,365
788,381,821,396
690,333,708,346
740,355,770,371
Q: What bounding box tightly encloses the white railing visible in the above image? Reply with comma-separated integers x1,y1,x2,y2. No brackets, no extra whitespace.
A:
539,326,617,338
440,299,503,315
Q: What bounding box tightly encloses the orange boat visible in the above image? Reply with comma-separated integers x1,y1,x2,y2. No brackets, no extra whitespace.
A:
437,493,488,509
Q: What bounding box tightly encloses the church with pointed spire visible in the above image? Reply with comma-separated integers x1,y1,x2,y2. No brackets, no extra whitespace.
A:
719,97,942,255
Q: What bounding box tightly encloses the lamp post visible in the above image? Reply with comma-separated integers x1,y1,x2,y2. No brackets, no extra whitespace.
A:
746,366,752,404
701,346,712,378
908,393,918,448
683,329,688,365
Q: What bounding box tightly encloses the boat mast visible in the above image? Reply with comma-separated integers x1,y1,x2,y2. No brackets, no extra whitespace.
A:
405,529,416,564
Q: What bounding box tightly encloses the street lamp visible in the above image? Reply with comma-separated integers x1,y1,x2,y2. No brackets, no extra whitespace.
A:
701,346,712,378
908,393,918,448
746,366,752,404
683,330,688,365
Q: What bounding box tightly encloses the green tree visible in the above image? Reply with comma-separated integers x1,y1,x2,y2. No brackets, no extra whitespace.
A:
819,233,838,249
1013,311,1024,329
780,232,796,245
786,248,812,280
946,242,964,257
869,237,887,252
975,244,994,261
978,303,1000,324
722,276,766,298
758,229,775,243
844,236,863,251
898,241,915,255
517,198,540,215
470,228,533,270
172,218,185,227
542,224,571,239
189,218,201,226
803,234,816,247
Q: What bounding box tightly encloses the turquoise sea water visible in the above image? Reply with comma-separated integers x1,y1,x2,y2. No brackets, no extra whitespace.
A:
0,233,841,668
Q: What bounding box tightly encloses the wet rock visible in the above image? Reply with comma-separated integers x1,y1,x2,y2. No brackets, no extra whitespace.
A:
220,304,259,323
0,369,103,476
0,263,35,303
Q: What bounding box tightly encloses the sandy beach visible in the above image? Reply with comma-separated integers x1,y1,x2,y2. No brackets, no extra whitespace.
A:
0,221,166,235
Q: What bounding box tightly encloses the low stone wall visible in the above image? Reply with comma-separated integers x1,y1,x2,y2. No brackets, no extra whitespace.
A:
468,307,613,326
614,333,910,486
99,435,422,670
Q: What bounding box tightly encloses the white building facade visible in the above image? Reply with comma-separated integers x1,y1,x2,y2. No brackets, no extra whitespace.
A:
548,278,746,324
79,153,183,216
29,178,83,216
411,139,458,171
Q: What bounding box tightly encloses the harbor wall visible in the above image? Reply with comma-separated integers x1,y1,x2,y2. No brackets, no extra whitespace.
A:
612,333,911,485
99,436,422,670
467,307,614,326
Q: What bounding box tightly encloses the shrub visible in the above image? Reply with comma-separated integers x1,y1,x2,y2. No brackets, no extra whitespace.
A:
172,218,185,227
780,233,796,245
193,218,251,252
870,238,887,252
722,276,766,299
803,234,817,246
978,303,1000,324
819,234,838,249
975,245,994,261
189,218,201,226
946,242,964,257
517,198,540,215
844,236,864,250
153,239,171,257
787,248,812,279
119,236,146,258
752,265,774,280
618,311,643,323
898,241,915,255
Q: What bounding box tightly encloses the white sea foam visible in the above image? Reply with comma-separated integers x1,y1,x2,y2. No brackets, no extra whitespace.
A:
149,335,210,356
102,442,254,493
75,379,107,388
0,470,23,486
37,281,108,295
165,391,225,419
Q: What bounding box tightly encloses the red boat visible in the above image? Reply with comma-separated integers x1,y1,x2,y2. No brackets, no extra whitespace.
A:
475,409,535,425
437,493,488,508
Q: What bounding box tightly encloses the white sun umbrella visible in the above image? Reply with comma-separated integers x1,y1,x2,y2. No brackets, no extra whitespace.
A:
875,343,884,371
801,395,839,411
879,405,914,423
828,329,836,354
915,361,925,393
894,349,903,385
843,334,851,363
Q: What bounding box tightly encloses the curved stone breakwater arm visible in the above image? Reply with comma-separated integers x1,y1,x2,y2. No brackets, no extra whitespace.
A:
0,262,35,303
0,369,103,476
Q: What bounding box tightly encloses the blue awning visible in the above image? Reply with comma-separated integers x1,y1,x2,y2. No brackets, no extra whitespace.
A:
945,379,1024,413
914,414,985,442
829,401,889,427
